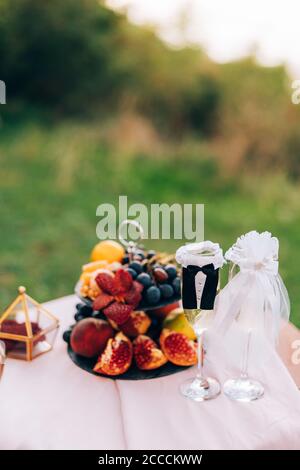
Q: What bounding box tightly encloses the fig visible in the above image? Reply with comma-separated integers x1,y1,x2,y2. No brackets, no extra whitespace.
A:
120,311,151,338
93,332,132,376
133,335,167,371
70,318,114,358
159,328,197,366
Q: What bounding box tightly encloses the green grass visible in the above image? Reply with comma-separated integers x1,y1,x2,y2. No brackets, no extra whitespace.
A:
0,118,300,327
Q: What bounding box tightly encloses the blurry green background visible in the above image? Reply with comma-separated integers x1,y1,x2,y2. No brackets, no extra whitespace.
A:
0,0,299,326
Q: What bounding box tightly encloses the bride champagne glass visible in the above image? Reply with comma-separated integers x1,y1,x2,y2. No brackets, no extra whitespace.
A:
222,262,264,402
214,231,290,402
176,242,225,401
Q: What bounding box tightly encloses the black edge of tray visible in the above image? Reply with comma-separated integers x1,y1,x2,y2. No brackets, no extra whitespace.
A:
67,345,189,380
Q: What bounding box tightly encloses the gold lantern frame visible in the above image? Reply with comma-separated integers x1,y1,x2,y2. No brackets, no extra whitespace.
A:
0,286,59,361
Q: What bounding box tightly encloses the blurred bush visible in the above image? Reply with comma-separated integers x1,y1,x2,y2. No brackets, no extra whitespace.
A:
1,0,299,177
214,59,300,175
0,0,126,113
0,0,220,135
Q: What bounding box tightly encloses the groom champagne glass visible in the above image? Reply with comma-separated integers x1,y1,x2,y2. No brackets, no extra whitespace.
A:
176,242,225,402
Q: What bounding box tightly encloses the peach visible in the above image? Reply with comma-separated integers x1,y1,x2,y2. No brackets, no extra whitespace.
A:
70,318,114,358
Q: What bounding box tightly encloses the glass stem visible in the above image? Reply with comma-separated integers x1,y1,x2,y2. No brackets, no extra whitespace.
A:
241,329,251,380
196,330,204,379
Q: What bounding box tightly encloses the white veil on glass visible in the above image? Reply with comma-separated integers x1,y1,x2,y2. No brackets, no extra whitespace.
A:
213,231,290,344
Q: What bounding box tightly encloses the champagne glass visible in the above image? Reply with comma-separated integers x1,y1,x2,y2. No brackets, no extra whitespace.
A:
180,307,221,401
176,242,225,402
223,263,264,402
0,341,6,382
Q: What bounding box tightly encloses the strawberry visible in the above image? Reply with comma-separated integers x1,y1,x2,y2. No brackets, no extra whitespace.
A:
95,272,119,296
124,286,142,308
114,269,133,294
133,280,144,294
104,302,133,325
92,293,114,311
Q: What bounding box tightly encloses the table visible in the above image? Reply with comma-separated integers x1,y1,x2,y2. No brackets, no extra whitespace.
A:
1,295,300,450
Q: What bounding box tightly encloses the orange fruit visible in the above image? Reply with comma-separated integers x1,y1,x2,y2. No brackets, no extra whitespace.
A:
90,240,125,263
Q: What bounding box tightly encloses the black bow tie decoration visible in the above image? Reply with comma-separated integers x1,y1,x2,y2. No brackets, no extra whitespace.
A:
182,264,219,310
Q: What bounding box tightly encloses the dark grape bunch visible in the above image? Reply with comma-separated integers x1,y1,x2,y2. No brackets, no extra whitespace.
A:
74,303,93,322
74,303,107,321
123,249,181,307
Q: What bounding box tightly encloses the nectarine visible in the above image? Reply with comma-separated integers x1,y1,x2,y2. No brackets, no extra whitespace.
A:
70,318,114,358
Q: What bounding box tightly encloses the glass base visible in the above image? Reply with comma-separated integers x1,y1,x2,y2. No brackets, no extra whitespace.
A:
223,377,264,402
180,376,221,402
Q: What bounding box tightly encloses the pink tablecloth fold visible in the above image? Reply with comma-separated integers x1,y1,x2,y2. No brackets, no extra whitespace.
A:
118,327,300,450
0,296,125,450
0,295,299,450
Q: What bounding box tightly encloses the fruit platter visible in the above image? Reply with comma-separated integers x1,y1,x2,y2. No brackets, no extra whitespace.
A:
76,242,181,310
63,238,198,380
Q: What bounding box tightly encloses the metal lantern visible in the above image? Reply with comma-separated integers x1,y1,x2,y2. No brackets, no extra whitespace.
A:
0,286,59,361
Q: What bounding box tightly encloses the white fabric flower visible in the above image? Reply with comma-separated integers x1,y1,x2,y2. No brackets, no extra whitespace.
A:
225,230,279,274
176,241,225,269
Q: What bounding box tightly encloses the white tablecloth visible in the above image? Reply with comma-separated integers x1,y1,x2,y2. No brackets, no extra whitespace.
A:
1,295,300,450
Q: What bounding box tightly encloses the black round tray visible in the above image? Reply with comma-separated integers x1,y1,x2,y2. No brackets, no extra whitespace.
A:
75,281,181,312
70,283,185,380
68,345,188,380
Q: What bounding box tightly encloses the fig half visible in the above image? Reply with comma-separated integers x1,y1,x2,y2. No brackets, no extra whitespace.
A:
159,328,197,367
93,332,132,376
133,335,167,370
